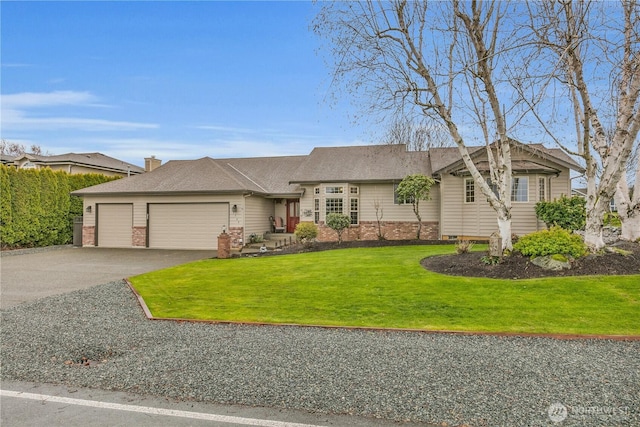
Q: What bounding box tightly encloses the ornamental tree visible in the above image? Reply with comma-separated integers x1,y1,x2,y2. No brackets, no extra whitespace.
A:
325,213,351,244
396,174,436,239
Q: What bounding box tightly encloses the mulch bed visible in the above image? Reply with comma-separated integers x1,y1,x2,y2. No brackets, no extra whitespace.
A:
422,241,640,279
266,239,640,280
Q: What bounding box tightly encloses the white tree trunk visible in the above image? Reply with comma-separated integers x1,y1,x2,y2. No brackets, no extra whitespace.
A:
497,214,512,252
615,154,640,242
620,214,640,241
584,199,606,250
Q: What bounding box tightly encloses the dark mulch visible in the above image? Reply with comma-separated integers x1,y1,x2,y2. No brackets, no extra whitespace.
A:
421,241,640,279
264,239,640,280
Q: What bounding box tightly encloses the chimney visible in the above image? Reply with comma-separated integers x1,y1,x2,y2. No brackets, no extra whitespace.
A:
144,156,162,172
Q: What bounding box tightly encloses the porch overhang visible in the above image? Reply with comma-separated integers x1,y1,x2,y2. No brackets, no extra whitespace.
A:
449,160,562,177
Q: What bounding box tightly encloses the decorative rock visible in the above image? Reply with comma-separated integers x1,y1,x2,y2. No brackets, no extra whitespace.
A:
489,232,503,257
531,255,572,271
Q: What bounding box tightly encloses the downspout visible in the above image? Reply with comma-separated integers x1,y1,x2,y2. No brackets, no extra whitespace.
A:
241,192,254,247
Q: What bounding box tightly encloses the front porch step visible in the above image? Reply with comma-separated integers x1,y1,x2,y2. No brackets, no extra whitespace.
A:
243,234,297,253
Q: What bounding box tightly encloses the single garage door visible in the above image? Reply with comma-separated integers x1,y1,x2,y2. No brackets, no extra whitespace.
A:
148,203,228,249
97,204,133,248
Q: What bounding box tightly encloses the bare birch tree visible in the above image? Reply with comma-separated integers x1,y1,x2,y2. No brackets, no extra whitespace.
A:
382,115,453,151
315,0,525,250
521,0,640,248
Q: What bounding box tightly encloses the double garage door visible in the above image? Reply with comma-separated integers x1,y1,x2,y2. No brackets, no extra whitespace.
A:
96,203,228,249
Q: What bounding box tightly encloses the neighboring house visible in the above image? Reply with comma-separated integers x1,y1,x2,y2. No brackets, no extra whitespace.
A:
572,186,635,213
6,152,148,177
72,142,584,250
0,154,16,166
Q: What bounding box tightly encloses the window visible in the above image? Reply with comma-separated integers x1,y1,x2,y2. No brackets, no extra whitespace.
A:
21,161,36,169
314,187,320,195
393,183,414,205
325,186,344,194
511,177,528,202
350,186,359,195
350,197,359,225
487,178,500,199
538,177,546,201
486,177,529,202
465,179,475,203
325,198,343,214
314,198,320,224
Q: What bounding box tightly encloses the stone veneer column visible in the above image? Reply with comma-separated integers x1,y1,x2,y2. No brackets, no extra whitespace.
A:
218,232,231,259
82,226,95,246
132,227,147,247
228,227,244,250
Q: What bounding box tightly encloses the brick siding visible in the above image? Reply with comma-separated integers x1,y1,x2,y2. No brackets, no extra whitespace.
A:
314,221,439,242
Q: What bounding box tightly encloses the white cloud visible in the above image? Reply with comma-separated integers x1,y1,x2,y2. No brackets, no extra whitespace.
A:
51,134,372,167
195,122,371,155
1,90,158,132
2,90,97,108
195,125,259,134
5,114,158,131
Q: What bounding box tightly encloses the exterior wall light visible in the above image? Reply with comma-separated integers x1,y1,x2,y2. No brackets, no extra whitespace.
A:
86,205,92,213
232,204,238,213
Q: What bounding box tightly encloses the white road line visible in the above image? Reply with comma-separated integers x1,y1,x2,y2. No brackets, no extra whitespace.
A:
0,390,323,427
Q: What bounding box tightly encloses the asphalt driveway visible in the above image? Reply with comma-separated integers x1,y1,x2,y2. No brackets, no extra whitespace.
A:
0,247,215,309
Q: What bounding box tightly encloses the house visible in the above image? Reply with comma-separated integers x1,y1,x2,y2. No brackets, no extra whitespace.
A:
6,152,148,177
72,142,584,250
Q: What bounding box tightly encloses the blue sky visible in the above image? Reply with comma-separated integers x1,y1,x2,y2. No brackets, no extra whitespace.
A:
1,1,370,167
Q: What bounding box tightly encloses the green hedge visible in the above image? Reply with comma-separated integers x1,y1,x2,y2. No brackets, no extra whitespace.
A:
0,165,120,248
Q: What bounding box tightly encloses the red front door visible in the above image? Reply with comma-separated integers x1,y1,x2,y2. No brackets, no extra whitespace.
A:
286,199,300,233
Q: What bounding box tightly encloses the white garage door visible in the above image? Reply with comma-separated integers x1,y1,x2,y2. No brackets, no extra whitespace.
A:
148,203,228,249
97,204,133,248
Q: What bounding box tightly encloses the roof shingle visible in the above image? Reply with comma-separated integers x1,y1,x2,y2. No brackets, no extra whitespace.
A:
288,144,431,183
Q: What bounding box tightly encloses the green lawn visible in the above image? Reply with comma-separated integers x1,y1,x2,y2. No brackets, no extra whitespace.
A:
129,245,640,336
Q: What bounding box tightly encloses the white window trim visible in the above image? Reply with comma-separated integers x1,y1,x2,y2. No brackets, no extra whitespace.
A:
349,197,359,225
325,186,344,194
464,178,475,203
511,176,529,203
486,176,529,202
538,177,547,202
393,183,414,205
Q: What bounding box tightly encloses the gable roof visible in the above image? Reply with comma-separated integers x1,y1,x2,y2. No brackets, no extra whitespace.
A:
430,141,584,175
72,155,307,196
12,152,144,175
288,144,431,184
73,142,584,197
0,154,16,165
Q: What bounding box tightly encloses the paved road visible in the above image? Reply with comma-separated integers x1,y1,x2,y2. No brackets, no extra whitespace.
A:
0,247,215,309
2,381,417,427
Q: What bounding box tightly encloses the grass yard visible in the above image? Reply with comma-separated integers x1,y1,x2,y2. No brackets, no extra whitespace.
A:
129,245,640,336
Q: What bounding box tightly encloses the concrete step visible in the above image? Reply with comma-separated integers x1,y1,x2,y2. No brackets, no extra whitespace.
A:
244,235,297,252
